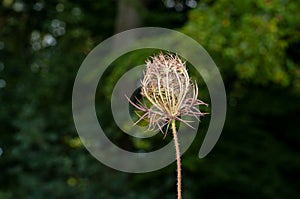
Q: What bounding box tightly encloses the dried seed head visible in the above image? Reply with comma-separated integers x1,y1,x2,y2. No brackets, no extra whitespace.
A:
127,52,208,134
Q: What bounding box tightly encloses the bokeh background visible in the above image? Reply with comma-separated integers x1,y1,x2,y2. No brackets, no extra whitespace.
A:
1,0,300,198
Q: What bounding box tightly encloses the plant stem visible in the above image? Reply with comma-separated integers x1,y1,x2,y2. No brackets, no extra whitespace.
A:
172,119,182,199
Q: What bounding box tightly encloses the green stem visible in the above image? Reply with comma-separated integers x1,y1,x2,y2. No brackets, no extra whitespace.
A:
172,120,182,199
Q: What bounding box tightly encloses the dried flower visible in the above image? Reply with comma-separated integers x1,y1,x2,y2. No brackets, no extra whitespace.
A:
126,52,208,199
127,52,208,134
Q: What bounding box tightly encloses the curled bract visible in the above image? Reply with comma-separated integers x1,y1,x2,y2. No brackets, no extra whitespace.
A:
127,52,208,134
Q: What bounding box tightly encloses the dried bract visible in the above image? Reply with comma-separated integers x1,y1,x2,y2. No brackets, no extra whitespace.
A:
127,52,208,134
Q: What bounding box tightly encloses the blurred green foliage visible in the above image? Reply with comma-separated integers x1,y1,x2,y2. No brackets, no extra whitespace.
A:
0,0,300,198
183,0,300,87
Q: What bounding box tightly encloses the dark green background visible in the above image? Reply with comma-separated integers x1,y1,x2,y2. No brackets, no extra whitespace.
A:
1,0,299,198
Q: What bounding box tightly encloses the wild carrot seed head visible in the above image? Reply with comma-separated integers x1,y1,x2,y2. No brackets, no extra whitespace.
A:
127,52,208,134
